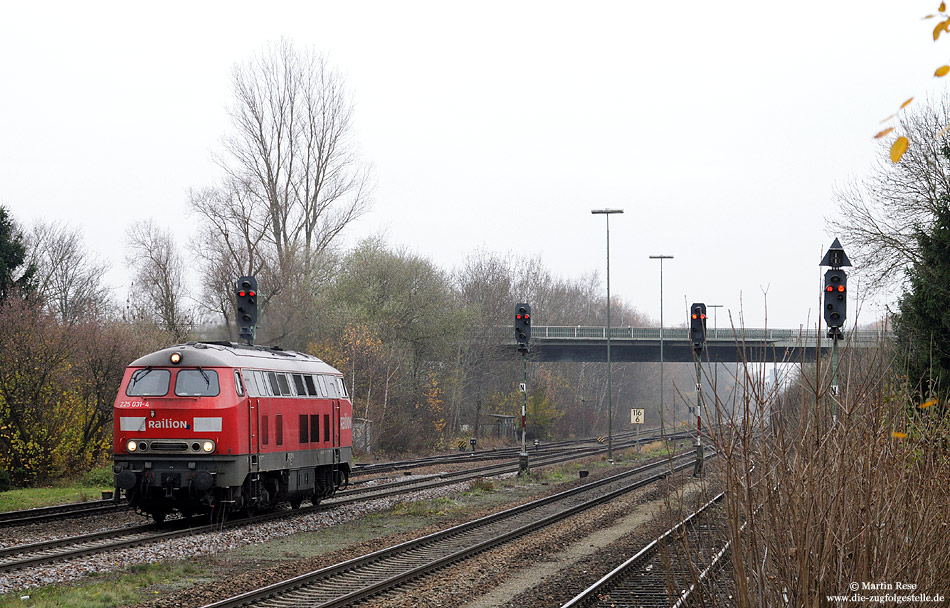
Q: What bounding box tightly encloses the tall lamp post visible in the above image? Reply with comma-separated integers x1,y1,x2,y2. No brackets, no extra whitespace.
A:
649,255,673,441
592,208,623,461
708,304,723,393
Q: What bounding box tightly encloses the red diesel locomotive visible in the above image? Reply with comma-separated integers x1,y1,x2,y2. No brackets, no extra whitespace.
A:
112,341,352,522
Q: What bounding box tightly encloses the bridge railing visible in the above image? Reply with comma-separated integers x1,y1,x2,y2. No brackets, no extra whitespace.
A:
519,326,888,344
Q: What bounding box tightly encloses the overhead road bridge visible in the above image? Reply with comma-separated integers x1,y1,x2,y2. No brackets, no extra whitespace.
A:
503,326,889,363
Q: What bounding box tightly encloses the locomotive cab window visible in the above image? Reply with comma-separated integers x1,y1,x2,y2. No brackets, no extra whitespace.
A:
267,372,280,395
175,369,220,397
126,368,170,397
336,377,348,397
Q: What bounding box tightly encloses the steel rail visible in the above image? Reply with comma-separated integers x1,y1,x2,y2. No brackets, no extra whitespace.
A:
560,492,726,608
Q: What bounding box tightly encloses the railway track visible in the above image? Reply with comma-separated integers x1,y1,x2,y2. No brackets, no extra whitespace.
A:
0,429,669,528
0,497,127,529
560,492,732,608
200,451,714,608
0,434,686,573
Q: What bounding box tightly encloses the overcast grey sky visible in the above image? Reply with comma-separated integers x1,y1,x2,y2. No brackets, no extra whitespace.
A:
0,1,942,330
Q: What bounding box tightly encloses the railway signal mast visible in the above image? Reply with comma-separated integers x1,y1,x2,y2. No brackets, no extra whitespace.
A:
690,302,707,476
820,239,851,425
515,303,531,474
237,276,259,346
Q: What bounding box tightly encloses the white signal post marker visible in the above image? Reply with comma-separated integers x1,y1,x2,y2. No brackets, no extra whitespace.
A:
631,408,645,453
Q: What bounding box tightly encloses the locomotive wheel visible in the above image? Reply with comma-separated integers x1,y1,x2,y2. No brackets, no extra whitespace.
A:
152,510,167,524
290,498,302,510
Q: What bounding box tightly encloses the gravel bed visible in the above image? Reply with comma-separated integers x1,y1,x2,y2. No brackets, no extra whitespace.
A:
356,472,717,608
0,481,470,596
0,510,150,549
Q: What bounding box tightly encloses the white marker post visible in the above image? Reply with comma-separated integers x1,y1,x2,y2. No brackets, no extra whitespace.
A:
630,408,644,452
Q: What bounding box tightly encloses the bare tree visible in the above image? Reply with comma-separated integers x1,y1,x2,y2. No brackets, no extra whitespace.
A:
222,39,371,264
125,220,192,341
26,220,111,323
831,95,950,291
191,39,372,341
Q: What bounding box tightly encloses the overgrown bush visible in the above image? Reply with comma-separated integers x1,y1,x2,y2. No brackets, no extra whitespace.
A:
468,477,494,493
702,337,949,606
0,468,10,492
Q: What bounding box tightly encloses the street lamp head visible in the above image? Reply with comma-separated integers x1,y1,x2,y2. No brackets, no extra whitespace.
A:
591,208,624,215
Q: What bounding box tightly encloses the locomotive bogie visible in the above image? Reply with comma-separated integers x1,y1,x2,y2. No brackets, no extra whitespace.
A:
112,342,353,521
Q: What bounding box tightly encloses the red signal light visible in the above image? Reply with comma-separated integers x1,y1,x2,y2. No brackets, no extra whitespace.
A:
516,314,522,319
700,314,706,320
837,285,845,292
691,313,698,319
239,291,246,297
826,286,833,292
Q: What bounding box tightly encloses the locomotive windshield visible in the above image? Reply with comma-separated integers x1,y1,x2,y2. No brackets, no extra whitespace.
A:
126,368,170,396
175,369,221,397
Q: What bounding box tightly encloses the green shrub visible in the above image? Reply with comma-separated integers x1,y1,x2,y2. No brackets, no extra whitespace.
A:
80,465,114,488
0,469,10,492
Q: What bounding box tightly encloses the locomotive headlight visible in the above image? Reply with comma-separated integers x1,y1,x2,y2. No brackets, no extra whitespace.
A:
201,440,215,453
127,440,137,452
170,352,182,364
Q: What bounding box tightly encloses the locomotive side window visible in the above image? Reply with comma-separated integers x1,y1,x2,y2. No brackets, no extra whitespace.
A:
175,369,220,397
242,370,259,397
234,371,244,396
299,414,309,443
261,415,269,445
292,374,306,396
277,374,291,396
126,368,170,396
254,371,268,396
275,415,283,445
337,377,348,397
304,375,318,397
324,413,330,442
268,372,280,395
316,375,330,397
310,414,319,443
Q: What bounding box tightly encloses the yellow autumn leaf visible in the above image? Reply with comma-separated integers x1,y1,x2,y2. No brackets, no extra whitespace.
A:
901,97,914,109
919,399,938,408
874,127,896,139
880,113,897,123
935,19,949,40
891,431,908,439
891,136,910,162
939,123,950,137
937,65,950,77
942,2,947,12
